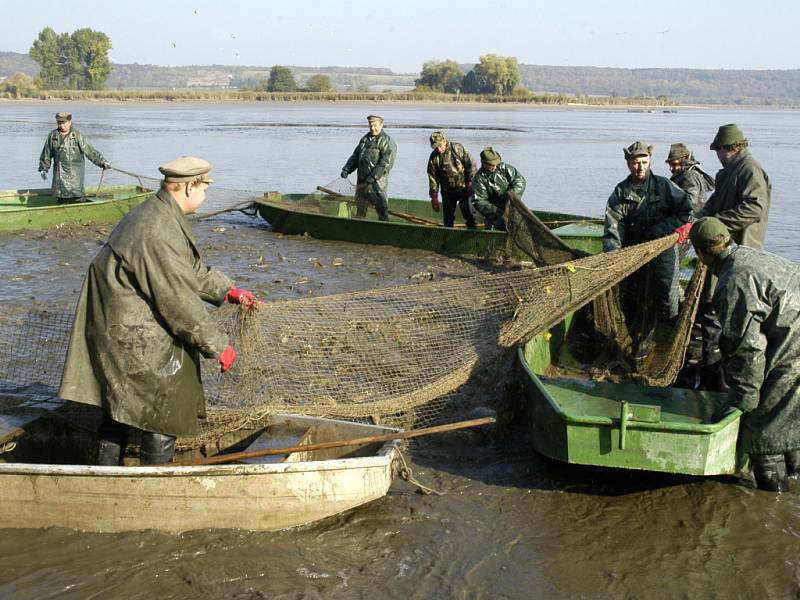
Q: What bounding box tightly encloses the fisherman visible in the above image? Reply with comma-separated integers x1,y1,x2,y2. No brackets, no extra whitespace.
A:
471,147,526,231
665,142,715,214
603,141,693,361
692,124,772,390
340,114,397,221
426,131,477,229
38,112,111,204
689,217,800,492
59,156,258,466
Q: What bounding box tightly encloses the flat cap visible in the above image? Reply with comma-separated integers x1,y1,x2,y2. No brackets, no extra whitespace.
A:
158,156,214,183
480,146,502,166
689,217,731,253
367,114,383,123
429,131,447,148
710,124,746,150
623,141,653,161
55,112,72,122
666,143,691,162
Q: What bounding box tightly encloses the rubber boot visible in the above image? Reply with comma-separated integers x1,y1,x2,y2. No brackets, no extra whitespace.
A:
784,450,800,477
96,417,129,466
97,439,125,466
751,453,790,492
140,431,176,465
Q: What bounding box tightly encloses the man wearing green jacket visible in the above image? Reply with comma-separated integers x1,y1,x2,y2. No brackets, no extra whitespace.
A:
38,112,111,203
59,157,257,465
471,147,526,231
427,131,477,229
690,217,800,492
341,114,397,221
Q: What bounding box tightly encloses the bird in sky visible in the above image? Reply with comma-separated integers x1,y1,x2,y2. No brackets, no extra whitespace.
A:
171,42,177,48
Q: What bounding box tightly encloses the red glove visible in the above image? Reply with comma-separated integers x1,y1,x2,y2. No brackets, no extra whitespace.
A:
429,190,440,212
225,286,256,307
465,180,473,196
218,345,236,372
674,223,692,244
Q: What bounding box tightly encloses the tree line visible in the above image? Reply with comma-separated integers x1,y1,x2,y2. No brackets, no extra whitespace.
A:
415,55,523,96
29,27,112,90
241,66,334,93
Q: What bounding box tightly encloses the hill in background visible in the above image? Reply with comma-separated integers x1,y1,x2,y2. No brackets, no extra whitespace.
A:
2,51,799,105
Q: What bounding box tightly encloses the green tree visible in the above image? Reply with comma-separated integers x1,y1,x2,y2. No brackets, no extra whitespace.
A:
304,73,333,92
0,72,39,98
267,65,297,92
462,54,521,96
29,27,64,89
415,60,464,93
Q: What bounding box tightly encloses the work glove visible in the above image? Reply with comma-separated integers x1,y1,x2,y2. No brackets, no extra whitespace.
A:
674,222,692,244
429,190,440,212
465,180,473,196
103,162,112,170
39,170,48,180
218,345,237,373
225,286,257,307
340,169,349,179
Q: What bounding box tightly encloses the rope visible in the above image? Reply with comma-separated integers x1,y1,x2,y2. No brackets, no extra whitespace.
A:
396,450,442,496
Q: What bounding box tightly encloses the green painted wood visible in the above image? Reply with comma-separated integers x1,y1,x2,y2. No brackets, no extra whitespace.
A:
0,185,151,232
256,193,603,260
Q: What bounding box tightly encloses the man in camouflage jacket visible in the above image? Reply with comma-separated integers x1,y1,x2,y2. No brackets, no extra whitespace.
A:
38,112,110,202
341,114,397,221
427,131,476,229
690,217,800,492
472,147,526,231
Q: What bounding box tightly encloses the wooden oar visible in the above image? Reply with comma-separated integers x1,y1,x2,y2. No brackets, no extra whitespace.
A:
316,185,442,227
173,416,495,466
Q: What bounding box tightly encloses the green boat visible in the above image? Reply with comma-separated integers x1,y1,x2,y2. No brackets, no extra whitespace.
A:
517,309,743,476
0,185,152,233
255,192,603,259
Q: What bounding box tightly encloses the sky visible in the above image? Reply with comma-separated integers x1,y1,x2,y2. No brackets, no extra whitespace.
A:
2,0,798,73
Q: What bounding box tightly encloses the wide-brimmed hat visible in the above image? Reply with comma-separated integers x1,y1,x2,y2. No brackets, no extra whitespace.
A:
710,124,747,150
666,143,691,162
158,156,214,183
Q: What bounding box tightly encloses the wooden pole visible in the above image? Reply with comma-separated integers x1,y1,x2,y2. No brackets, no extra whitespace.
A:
174,416,495,466
315,186,442,227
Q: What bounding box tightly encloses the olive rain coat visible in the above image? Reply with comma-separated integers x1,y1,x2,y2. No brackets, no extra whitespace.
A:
342,130,397,203
38,128,107,199
427,142,475,194
59,189,232,437
712,244,800,455
699,149,771,249
671,161,715,214
472,163,526,219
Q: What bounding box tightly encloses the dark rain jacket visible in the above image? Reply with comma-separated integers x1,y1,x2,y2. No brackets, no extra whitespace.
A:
427,142,475,194
699,149,770,249
472,163,526,219
603,172,692,251
59,189,232,437
671,162,715,214
38,128,106,199
342,130,397,200
712,244,800,455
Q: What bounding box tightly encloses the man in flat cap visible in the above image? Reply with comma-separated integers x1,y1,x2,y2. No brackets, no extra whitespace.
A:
603,141,693,363
60,156,258,466
692,124,772,390
340,114,397,221
38,112,111,203
471,147,526,231
690,217,800,492
665,143,715,215
426,131,477,229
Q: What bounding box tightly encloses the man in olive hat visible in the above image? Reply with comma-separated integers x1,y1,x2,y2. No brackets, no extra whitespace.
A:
426,131,477,229
60,156,258,466
665,142,715,214
340,114,397,221
692,124,771,390
471,147,526,231
603,141,693,363
689,217,800,492
38,112,111,203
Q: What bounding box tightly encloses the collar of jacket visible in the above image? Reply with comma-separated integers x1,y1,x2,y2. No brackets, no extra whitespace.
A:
723,148,751,173
711,242,738,275
155,187,197,247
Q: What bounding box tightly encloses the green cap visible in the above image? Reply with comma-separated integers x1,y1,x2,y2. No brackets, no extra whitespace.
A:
480,147,502,166
430,131,447,148
623,141,653,160
689,217,731,253
158,156,214,183
666,143,691,162
367,114,383,123
55,112,72,122
710,124,746,150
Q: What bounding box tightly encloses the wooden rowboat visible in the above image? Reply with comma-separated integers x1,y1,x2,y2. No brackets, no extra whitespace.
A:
516,309,743,476
0,185,151,232
255,191,603,259
0,399,400,533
